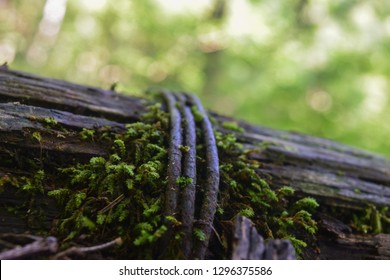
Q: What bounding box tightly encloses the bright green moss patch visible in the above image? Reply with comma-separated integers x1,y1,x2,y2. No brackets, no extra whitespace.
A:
176,176,193,187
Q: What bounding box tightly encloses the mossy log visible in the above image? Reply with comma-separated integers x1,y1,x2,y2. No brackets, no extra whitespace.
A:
1,67,390,259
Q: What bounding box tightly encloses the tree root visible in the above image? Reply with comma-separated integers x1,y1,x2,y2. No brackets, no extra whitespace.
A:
159,91,220,259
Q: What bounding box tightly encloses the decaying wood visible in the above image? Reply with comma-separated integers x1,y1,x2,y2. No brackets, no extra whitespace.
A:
1,68,390,259
316,214,390,260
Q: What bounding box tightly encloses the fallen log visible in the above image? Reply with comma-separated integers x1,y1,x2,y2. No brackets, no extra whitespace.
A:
0,67,389,259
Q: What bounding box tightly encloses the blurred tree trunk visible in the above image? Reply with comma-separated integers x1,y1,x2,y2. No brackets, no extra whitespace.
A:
0,67,390,259
200,0,226,101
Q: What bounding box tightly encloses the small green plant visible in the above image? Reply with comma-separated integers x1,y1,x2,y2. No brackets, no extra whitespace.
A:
32,131,42,143
79,128,95,140
239,207,255,218
179,145,191,153
193,228,206,241
41,117,58,126
3,169,48,230
20,170,45,194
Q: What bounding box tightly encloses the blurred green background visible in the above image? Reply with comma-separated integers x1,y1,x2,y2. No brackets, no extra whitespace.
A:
1,0,389,156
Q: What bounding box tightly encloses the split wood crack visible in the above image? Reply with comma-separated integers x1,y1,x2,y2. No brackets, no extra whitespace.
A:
159,90,220,259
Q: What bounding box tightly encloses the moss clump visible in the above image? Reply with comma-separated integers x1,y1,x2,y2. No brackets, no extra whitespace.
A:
176,176,193,188
179,145,191,153
215,131,318,257
221,121,244,132
32,131,42,143
41,117,58,126
191,105,204,122
350,204,390,234
193,228,206,241
46,103,170,258
79,128,95,140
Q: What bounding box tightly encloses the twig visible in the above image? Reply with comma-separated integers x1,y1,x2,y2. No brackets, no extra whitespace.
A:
0,235,58,259
98,194,125,214
187,94,220,259
53,237,122,259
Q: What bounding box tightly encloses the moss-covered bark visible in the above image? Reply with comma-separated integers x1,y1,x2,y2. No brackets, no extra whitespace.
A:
1,68,390,259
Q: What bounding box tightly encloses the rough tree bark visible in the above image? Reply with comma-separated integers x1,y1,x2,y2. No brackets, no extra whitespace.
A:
0,67,389,259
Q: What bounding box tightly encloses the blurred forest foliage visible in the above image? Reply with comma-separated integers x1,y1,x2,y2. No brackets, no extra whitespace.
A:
1,0,389,157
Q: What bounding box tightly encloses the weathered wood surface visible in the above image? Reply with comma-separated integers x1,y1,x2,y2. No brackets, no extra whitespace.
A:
1,68,390,259
316,214,390,260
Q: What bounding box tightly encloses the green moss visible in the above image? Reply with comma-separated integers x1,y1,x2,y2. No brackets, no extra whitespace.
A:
0,103,168,258
216,132,243,151
221,121,244,132
179,145,191,153
2,169,48,231
32,131,42,143
2,100,319,259
353,188,361,194
41,117,58,126
351,205,390,234
176,176,193,187
239,207,255,218
191,105,204,122
193,228,206,241
258,141,272,150
44,104,170,257
38,117,69,136
79,128,95,140
215,131,318,257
